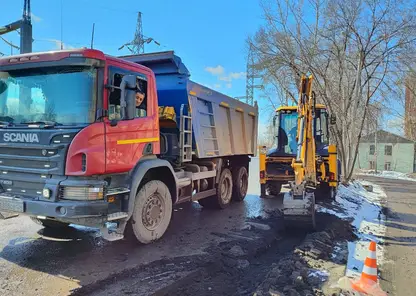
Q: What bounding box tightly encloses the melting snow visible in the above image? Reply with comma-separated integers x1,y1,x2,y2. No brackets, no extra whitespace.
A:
317,180,387,279
357,170,416,182
308,269,330,282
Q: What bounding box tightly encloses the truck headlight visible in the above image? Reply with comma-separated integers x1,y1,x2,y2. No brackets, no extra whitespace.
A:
60,186,104,200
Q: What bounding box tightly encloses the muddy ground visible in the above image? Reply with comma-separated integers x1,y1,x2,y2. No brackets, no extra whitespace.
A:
71,210,356,296
1,158,361,296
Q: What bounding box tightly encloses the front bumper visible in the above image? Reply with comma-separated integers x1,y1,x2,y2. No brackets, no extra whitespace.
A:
0,193,108,219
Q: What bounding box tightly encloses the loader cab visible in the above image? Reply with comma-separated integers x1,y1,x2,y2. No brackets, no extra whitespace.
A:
269,105,330,157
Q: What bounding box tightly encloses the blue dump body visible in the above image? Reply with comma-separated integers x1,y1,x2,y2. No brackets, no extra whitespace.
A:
122,51,258,158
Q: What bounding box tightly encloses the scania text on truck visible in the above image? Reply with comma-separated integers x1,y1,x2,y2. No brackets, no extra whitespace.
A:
0,49,258,243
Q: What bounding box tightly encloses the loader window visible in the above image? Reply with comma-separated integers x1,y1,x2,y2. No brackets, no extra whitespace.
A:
315,109,329,145
278,110,298,154
108,70,148,120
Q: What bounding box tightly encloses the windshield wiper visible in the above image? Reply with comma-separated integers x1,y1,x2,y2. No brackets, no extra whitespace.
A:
0,121,13,128
20,121,61,128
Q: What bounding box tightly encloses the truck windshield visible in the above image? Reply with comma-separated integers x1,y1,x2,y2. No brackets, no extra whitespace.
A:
0,66,97,126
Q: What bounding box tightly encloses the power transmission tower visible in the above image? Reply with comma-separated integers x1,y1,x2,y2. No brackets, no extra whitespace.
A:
132,12,144,54
235,44,262,106
0,0,32,54
246,44,262,105
119,12,160,54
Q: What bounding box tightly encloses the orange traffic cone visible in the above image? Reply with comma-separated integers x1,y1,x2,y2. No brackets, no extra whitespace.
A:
351,241,382,294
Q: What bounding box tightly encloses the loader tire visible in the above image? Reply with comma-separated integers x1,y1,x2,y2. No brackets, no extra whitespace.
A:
260,184,266,197
128,180,172,244
31,217,69,228
319,183,337,200
266,181,282,196
232,166,248,202
199,168,233,209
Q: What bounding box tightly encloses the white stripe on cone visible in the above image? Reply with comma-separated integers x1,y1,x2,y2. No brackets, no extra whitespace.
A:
362,265,377,276
368,251,377,259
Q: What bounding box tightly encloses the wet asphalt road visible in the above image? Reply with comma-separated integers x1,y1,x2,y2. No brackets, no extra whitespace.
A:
359,176,416,296
0,158,285,296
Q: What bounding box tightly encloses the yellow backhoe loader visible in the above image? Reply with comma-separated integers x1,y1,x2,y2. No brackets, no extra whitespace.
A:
259,75,339,229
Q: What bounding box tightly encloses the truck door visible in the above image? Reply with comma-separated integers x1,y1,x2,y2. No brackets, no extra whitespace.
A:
104,64,159,173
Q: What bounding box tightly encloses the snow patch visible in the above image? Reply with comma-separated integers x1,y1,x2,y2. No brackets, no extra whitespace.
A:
308,269,329,282
317,180,387,279
358,170,416,182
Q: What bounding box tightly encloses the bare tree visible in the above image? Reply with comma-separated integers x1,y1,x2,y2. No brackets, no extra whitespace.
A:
250,0,416,182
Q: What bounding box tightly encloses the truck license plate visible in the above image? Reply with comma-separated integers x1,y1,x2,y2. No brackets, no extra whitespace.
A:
0,195,24,213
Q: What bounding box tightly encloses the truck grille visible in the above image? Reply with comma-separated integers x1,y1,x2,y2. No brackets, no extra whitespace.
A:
0,129,80,198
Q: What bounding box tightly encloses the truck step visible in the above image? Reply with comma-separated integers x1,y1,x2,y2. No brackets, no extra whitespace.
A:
100,228,124,241
106,187,130,196
107,212,129,221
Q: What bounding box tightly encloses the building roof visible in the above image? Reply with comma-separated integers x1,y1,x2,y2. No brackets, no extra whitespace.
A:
361,130,415,144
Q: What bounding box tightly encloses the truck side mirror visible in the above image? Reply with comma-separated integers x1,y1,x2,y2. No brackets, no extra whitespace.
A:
273,115,277,127
120,75,137,120
330,114,336,125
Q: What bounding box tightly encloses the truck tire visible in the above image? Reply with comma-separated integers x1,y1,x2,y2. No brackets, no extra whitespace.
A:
232,166,248,202
30,217,69,228
199,168,233,209
129,180,172,244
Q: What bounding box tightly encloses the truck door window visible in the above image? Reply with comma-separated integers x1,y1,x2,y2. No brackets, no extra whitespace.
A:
108,71,148,120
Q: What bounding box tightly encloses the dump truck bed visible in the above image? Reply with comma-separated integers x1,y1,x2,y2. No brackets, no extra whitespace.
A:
122,51,258,158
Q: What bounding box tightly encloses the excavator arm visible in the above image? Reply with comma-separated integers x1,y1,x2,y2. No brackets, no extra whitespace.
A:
292,75,317,194
283,75,318,229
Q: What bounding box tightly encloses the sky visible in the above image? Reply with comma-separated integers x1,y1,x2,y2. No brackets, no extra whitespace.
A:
0,0,407,139
0,0,263,100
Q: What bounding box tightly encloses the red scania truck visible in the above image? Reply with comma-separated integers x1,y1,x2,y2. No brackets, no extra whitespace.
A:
0,49,258,243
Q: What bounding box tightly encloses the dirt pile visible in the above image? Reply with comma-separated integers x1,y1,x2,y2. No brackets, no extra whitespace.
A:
254,214,356,296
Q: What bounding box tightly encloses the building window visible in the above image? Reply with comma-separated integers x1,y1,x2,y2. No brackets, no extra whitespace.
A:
369,145,375,155
369,161,375,170
385,162,391,170
385,145,392,156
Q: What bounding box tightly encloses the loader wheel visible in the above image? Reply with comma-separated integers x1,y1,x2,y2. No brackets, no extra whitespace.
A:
199,168,233,209
232,166,248,202
260,184,266,197
318,183,337,200
128,180,172,244
31,217,69,228
266,182,282,196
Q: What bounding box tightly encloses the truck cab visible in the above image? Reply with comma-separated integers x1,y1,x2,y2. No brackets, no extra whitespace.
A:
0,49,258,243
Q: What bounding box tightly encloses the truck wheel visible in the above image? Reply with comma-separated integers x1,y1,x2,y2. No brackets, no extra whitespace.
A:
129,180,172,244
30,217,69,228
232,166,248,202
199,168,233,209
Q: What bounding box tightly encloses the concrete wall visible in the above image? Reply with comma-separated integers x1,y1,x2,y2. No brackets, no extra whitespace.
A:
356,142,415,173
